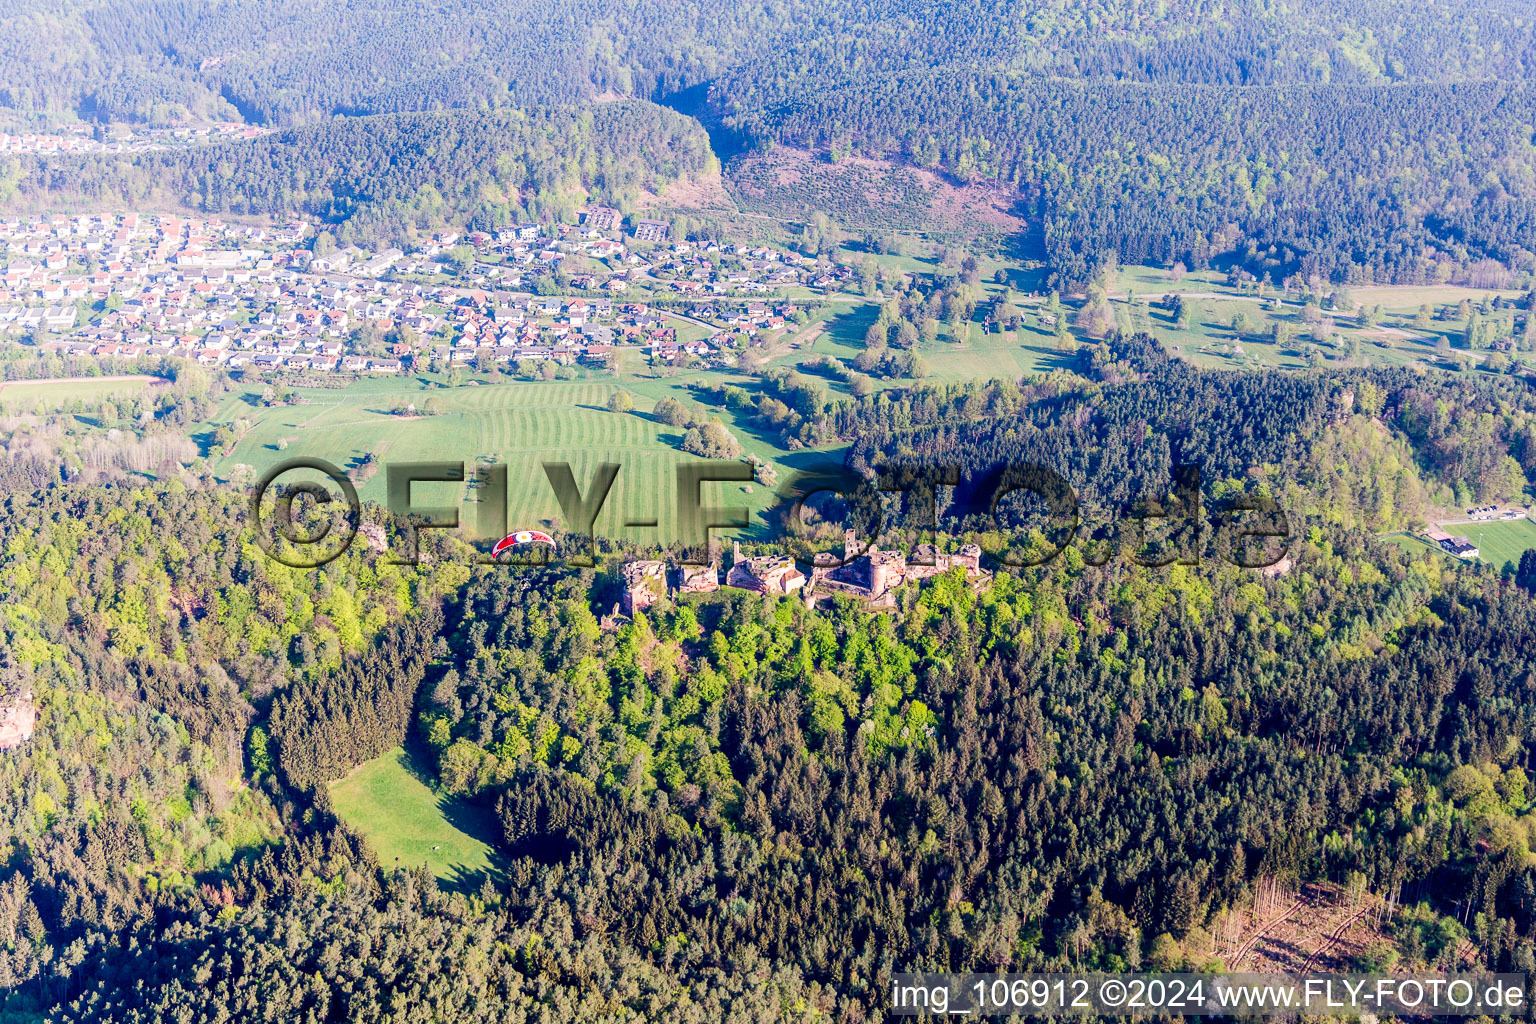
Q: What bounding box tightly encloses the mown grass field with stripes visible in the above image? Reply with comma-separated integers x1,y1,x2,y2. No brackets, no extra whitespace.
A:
203,371,823,545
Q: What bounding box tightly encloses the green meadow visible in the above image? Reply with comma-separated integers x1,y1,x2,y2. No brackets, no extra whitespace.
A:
920,324,1079,382
328,746,500,888
205,370,834,543
0,374,162,411
1380,532,1446,559
763,299,1072,387
1100,266,1528,374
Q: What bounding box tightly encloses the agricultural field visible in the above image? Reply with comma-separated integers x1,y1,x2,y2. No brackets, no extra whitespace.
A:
0,374,164,411
203,371,813,544
328,746,500,889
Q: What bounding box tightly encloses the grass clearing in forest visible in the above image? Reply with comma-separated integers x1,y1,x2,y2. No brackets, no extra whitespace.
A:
921,325,1078,381
764,302,1073,386
329,746,500,888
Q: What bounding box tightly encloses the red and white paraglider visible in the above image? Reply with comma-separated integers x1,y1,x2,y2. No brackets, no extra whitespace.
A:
491,529,558,558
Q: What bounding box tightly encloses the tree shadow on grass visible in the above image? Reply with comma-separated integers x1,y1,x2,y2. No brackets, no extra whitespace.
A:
190,428,220,459
822,306,879,349
396,737,510,894
1017,343,1084,375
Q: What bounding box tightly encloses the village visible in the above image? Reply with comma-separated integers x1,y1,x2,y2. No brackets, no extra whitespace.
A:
0,122,273,155
0,208,856,381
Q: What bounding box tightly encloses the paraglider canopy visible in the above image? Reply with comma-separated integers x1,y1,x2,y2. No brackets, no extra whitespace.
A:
491,530,557,557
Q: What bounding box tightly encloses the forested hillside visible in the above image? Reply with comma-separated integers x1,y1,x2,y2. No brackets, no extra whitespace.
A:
44,529,1536,1021
2,353,1536,1019
4,0,1533,126
707,334,1536,530
5,0,1535,281
13,103,716,246
721,78,1536,285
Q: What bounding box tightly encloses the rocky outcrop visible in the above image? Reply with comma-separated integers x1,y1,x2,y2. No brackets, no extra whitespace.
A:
0,691,36,751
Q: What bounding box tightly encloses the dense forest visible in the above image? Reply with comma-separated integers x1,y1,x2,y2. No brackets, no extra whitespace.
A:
721,78,1536,286
4,0,1534,126
5,0,1536,281
712,334,1536,535
12,103,716,247
1,351,1536,1019
3,0,1536,1016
